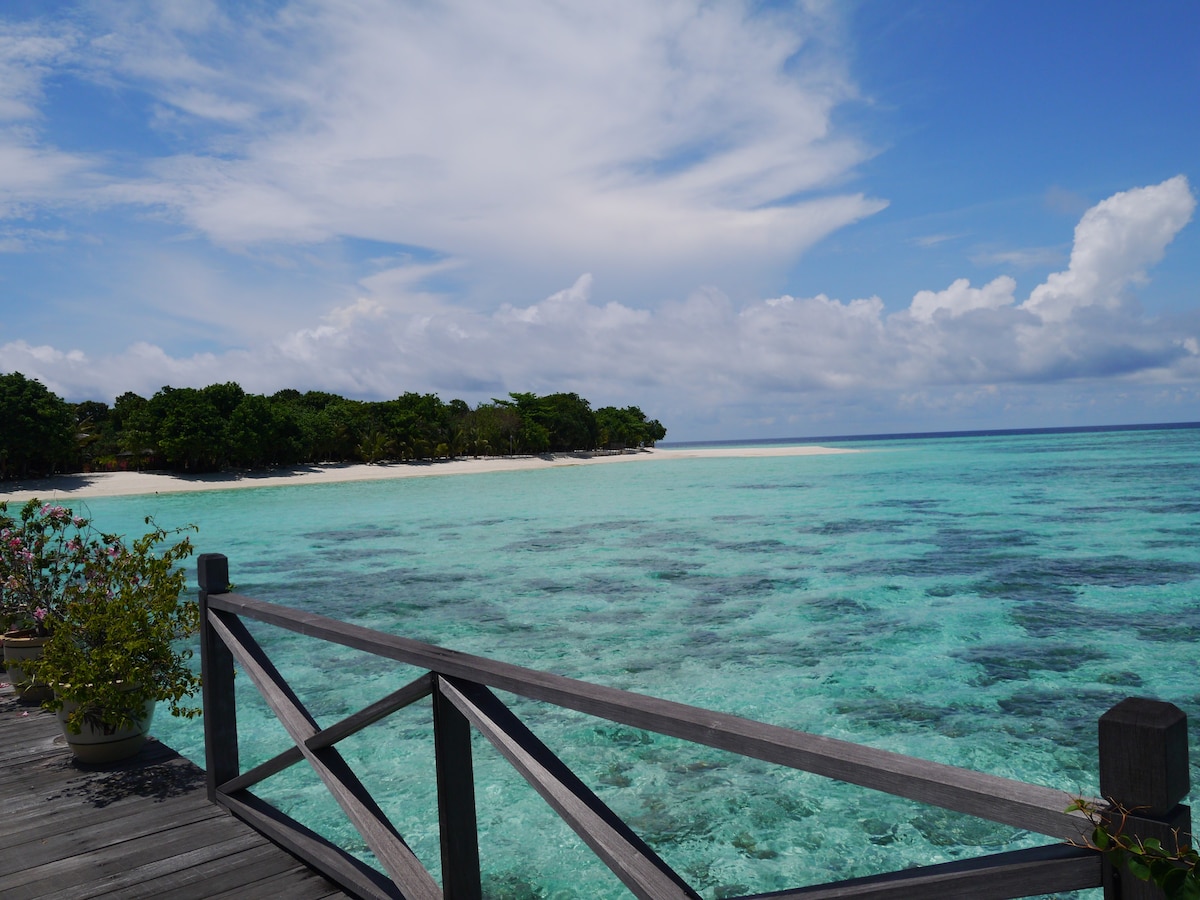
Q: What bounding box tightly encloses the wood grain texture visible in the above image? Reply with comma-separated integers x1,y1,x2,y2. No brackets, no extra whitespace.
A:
1099,696,1190,814
218,791,406,900
434,680,483,900
0,684,352,899
209,591,1094,841
207,607,442,899
219,672,434,794
439,675,700,900
731,844,1100,899
200,582,240,801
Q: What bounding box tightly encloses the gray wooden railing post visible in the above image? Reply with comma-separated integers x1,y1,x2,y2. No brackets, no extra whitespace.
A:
1099,697,1191,900
198,553,239,804
434,676,482,900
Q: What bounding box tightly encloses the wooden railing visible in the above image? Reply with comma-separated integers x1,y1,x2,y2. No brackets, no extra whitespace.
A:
197,554,1191,900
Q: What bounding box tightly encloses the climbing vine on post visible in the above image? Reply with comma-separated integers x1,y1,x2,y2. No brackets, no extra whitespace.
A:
1069,798,1199,900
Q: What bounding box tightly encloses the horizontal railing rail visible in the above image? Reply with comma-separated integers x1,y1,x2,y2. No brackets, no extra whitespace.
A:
197,553,1191,900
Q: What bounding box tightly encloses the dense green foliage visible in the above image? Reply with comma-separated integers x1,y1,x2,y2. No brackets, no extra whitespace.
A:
2,500,202,730
0,372,666,477
0,372,75,478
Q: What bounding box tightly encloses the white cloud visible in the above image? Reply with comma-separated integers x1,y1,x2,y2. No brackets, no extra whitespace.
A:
2,1,884,289
0,27,97,215
0,225,67,253
1,3,1197,438
909,277,1017,323
1021,176,1196,323
0,137,91,197
0,25,72,122
3,177,1195,435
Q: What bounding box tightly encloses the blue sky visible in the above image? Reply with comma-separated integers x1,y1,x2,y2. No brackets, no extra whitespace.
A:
1,1,1197,441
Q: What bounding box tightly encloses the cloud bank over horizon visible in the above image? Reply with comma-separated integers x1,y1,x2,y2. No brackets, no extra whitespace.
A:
1,2,1198,439
4,176,1194,437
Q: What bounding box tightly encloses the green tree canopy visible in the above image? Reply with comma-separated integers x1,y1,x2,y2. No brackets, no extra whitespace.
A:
596,405,667,448
0,372,75,478
0,379,666,477
147,386,226,471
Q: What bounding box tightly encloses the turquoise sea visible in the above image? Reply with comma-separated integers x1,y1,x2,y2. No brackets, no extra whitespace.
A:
71,426,1200,899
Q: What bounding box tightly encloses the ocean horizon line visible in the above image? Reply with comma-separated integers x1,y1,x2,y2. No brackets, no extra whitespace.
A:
661,418,1200,449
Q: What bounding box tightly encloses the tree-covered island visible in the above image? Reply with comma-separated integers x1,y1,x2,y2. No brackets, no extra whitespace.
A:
0,372,666,480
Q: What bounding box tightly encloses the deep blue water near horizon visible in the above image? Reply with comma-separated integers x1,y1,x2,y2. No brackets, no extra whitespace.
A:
660,419,1200,450
70,427,1199,899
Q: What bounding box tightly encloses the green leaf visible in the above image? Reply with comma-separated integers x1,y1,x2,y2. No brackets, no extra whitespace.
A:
1128,857,1152,881
1151,858,1177,881
1160,866,1187,893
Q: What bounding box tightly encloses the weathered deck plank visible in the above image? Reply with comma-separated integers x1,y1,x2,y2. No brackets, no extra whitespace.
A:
0,683,357,899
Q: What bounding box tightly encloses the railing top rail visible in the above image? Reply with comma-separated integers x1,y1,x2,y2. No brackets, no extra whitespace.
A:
206,590,1092,842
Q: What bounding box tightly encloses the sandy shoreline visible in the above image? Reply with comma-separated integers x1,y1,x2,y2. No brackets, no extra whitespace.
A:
0,445,853,501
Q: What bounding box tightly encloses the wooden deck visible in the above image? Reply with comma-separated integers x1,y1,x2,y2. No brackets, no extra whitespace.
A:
0,683,357,899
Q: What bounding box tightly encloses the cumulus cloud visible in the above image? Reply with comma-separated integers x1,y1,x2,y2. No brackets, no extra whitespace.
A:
1,4,1197,437
6,175,1195,437
1021,176,1196,323
909,277,1018,323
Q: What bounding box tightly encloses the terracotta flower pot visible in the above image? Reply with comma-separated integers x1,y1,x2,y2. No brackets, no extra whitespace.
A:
3,630,53,705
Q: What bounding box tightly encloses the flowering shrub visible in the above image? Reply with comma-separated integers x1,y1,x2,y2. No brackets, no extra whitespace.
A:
2,498,202,732
0,499,105,635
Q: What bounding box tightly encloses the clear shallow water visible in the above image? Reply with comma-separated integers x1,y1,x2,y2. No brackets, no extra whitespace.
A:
71,427,1200,899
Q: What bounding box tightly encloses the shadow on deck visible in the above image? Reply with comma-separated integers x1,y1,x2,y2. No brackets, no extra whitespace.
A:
0,683,354,899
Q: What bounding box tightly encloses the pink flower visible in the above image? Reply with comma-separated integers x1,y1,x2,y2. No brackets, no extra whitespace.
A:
33,607,46,622
19,550,33,563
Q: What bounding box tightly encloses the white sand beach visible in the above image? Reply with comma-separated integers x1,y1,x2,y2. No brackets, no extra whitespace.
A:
0,445,854,501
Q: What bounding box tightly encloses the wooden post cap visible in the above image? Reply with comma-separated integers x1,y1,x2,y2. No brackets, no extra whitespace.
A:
197,553,230,594
1099,697,1189,816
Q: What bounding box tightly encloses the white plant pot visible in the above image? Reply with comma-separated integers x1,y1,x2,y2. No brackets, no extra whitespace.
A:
56,696,157,764
3,630,53,704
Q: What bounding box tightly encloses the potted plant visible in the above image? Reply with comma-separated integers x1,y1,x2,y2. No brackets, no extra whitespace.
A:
2,500,202,763
1,500,93,703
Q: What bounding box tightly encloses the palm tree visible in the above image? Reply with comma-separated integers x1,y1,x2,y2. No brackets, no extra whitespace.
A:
357,430,393,464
